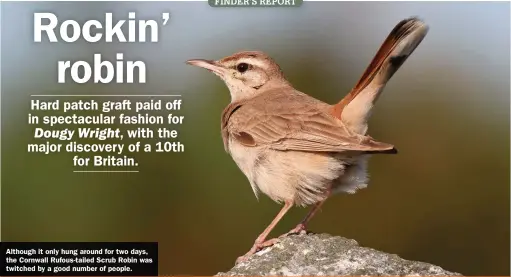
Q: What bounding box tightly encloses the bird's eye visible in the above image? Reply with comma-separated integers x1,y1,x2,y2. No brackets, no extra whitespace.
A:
236,63,249,73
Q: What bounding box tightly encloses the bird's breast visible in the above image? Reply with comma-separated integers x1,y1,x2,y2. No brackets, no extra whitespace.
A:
228,136,262,171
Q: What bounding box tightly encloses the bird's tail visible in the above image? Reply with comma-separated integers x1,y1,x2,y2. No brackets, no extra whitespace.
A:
331,17,429,135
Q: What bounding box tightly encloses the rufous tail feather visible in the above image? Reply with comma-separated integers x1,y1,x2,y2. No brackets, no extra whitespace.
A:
331,17,429,134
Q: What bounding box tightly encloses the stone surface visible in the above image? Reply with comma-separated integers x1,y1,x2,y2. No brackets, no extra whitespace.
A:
217,233,462,276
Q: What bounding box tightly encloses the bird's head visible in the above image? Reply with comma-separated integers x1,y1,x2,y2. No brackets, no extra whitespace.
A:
186,51,290,102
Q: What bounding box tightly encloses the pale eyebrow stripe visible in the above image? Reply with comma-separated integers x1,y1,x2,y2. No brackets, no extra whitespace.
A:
237,58,268,69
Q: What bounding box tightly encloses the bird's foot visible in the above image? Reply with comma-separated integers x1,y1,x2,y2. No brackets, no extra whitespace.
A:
235,238,280,265
279,223,307,238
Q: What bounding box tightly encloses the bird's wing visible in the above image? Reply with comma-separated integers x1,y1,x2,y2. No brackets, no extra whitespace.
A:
224,90,396,153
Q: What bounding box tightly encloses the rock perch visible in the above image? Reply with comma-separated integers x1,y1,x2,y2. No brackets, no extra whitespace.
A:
217,233,461,276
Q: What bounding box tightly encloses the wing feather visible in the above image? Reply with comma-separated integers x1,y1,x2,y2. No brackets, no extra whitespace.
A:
224,90,396,154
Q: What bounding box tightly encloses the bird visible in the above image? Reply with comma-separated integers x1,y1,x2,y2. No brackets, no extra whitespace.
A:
186,17,428,264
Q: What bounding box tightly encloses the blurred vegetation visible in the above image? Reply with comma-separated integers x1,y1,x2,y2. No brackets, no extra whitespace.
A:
1,1,510,276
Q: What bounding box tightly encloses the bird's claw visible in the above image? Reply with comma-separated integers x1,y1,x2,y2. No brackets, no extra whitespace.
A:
279,223,307,238
235,238,281,265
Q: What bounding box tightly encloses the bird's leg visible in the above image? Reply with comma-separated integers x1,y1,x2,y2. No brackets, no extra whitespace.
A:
235,201,293,264
280,187,332,237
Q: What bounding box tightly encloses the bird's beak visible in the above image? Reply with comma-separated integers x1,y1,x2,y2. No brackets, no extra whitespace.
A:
186,59,227,76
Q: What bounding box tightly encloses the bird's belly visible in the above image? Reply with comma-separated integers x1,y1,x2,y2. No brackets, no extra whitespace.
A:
228,138,359,206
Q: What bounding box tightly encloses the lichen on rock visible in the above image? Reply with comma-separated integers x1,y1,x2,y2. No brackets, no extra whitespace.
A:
217,233,462,276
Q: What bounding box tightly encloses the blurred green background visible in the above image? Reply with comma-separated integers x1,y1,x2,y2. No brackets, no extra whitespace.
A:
1,1,509,275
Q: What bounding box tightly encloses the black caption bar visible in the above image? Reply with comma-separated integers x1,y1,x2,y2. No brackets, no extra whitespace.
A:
0,242,158,276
